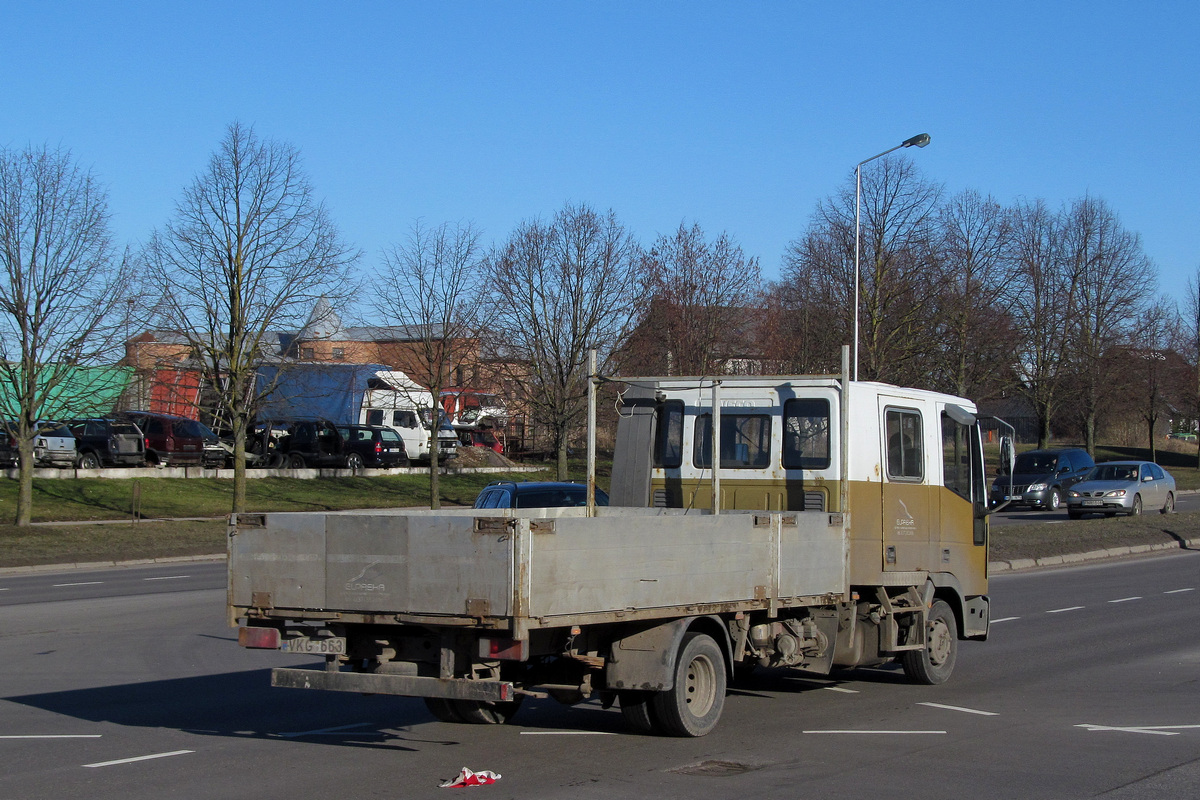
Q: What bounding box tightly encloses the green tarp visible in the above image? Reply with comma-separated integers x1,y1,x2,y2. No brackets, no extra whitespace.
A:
0,365,134,419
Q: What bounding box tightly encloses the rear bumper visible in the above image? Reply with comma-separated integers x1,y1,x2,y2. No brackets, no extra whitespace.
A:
272,667,514,701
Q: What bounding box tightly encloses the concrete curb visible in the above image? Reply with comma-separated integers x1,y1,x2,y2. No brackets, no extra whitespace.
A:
0,553,225,576
988,537,1200,573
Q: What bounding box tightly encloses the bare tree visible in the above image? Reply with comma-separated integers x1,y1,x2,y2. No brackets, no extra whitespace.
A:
377,220,489,508
0,145,132,525
1060,196,1153,456
1005,199,1075,448
632,223,762,376
775,156,943,385
487,203,642,479
933,190,1018,399
1186,267,1200,466
145,123,358,512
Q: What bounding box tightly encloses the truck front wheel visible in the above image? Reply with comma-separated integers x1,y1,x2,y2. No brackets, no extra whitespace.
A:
651,632,726,737
900,599,957,685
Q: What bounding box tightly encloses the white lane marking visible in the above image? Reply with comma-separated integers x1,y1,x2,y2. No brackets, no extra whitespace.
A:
0,588,9,591
1164,588,1195,594
1047,606,1085,613
0,734,102,739
83,750,193,767
53,581,103,587
278,722,374,738
823,686,859,694
520,731,616,735
990,617,1019,623
1108,597,1141,603
804,730,946,735
143,575,190,581
1077,723,1200,736
917,702,998,716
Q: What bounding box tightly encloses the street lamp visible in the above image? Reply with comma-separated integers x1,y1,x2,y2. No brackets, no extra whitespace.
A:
852,133,931,381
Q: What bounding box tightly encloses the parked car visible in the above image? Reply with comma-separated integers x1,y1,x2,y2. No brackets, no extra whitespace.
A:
250,418,408,469
66,418,146,468
473,481,610,509
990,447,1095,511
118,411,224,467
1066,461,1175,518
335,424,410,469
0,421,77,468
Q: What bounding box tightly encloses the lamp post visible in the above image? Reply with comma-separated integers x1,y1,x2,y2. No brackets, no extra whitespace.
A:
852,132,930,381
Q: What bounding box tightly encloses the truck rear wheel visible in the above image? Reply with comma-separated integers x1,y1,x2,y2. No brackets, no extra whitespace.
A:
651,632,726,737
618,691,659,734
900,599,957,685
449,697,523,724
423,697,465,723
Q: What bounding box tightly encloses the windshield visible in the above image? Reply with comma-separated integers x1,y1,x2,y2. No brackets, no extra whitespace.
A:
1090,464,1139,482
1014,452,1057,474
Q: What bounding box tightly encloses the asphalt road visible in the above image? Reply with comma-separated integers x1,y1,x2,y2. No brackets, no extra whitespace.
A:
1,554,1197,800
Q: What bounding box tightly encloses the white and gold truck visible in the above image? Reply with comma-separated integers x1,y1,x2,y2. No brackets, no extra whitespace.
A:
230,365,1009,737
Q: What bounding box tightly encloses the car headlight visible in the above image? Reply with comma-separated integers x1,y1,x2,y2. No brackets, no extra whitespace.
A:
1028,483,1048,492
1068,491,1080,498
1105,489,1126,497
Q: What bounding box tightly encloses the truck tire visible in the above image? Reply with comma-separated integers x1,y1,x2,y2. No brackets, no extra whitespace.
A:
345,452,364,471
618,691,660,734
900,599,957,685
651,632,726,737
78,452,101,470
449,697,523,725
287,453,306,469
424,697,465,723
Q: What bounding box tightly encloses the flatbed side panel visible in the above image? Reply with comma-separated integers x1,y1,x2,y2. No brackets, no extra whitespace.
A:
233,512,513,617
779,513,845,597
527,512,843,617
230,512,328,609
323,513,513,616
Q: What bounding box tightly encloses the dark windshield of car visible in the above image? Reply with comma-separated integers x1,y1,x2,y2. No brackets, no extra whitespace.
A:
175,420,215,438
1091,464,1139,482
1014,452,1057,473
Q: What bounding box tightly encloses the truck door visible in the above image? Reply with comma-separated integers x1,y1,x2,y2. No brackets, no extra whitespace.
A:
879,401,933,572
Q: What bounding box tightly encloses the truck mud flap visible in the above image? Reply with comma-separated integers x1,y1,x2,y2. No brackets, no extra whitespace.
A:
271,668,515,702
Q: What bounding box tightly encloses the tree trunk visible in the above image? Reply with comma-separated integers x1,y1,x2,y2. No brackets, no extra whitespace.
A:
429,432,441,510
232,414,247,514
556,428,569,481
15,443,33,526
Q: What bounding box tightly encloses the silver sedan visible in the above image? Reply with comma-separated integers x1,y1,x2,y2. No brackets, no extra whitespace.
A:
1066,461,1175,518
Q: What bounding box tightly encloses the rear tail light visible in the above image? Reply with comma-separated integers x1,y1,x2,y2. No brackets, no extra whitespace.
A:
478,637,527,661
238,627,281,649
375,441,382,455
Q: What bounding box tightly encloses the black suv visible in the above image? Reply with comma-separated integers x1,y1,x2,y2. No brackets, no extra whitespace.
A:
251,419,408,469
991,447,1095,511
66,418,146,468
473,481,610,509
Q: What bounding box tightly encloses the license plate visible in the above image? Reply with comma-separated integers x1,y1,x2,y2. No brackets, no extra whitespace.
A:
1005,495,1021,501
281,636,346,655
1082,499,1102,507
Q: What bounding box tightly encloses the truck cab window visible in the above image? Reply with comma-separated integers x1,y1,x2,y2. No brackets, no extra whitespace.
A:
654,400,684,468
941,412,972,502
693,413,772,469
886,409,923,481
783,398,831,470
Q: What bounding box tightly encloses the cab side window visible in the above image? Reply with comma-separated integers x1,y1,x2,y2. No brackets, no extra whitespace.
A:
886,408,923,481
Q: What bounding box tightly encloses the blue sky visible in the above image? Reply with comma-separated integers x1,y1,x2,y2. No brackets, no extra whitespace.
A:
3,3,1197,301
